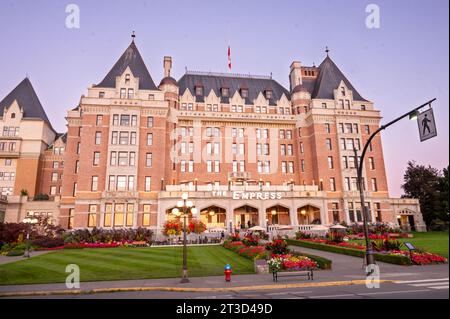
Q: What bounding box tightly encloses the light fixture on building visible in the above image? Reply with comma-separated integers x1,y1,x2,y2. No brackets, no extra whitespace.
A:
301,210,306,215
396,215,401,219
209,210,215,216
271,210,277,216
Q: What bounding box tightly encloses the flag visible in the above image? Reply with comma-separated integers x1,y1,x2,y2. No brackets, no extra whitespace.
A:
228,46,231,70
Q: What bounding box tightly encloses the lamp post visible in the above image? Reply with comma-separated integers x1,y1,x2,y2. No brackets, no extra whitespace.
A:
23,214,38,258
353,98,436,270
172,193,197,283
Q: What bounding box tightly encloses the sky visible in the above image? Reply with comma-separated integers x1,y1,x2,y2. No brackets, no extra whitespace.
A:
0,0,448,197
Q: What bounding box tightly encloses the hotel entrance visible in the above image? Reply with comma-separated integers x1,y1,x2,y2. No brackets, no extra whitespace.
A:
200,206,226,228
266,205,290,225
297,205,321,225
234,205,258,229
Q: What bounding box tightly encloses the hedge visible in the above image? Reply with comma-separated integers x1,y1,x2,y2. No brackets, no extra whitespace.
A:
298,252,332,269
286,239,412,266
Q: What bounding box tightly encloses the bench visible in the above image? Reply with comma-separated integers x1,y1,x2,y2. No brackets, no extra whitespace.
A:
272,268,314,282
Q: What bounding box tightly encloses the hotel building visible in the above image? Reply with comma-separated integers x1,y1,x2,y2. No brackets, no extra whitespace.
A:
0,38,426,233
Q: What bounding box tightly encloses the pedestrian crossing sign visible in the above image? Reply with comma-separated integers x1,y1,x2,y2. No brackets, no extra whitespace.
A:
417,108,437,142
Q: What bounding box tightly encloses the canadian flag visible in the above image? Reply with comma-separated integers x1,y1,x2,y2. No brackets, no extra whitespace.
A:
228,46,231,70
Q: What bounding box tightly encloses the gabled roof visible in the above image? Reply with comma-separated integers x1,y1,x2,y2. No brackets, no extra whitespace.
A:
178,72,290,105
48,132,67,149
312,56,367,101
0,77,52,125
95,41,158,90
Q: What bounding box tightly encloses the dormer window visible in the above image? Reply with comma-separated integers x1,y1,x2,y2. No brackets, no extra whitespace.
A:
240,88,248,98
341,86,345,96
361,104,366,111
125,74,130,84
265,90,273,99
221,87,229,97
99,92,105,98
11,113,15,119
195,86,203,96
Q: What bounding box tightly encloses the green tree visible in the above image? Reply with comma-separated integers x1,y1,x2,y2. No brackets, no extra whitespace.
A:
401,161,448,229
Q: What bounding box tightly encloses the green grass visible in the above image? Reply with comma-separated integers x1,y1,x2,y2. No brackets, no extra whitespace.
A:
352,231,449,258
0,246,254,285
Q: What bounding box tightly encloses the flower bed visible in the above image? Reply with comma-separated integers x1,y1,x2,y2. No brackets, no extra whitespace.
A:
35,241,150,251
390,250,448,265
268,254,318,272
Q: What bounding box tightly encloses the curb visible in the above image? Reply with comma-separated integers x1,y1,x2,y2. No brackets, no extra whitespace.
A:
0,279,393,297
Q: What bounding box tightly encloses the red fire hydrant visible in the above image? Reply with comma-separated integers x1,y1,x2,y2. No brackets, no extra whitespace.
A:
224,264,232,282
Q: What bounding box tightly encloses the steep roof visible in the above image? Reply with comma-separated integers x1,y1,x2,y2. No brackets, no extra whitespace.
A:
178,72,290,105
0,78,52,125
95,41,158,90
312,56,367,101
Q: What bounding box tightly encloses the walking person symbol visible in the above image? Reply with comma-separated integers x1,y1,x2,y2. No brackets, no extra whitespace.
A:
422,114,432,135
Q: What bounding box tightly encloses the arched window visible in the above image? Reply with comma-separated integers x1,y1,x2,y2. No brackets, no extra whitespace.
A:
11,113,15,118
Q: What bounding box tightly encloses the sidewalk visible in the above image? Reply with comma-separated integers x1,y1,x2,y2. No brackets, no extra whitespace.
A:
0,246,447,297
0,251,50,265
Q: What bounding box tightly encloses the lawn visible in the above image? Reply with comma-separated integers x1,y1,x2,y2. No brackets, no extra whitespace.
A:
352,231,449,258
0,245,254,285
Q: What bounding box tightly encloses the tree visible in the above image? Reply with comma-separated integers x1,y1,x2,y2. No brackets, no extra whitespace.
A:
401,161,448,229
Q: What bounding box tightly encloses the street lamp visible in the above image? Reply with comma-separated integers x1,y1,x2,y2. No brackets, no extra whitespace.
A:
353,98,436,271
23,215,38,258
172,192,197,283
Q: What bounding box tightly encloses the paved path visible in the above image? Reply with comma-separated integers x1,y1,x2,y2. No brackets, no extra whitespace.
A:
0,251,50,265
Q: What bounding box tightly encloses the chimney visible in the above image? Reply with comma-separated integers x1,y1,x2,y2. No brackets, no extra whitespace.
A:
289,61,302,90
163,56,172,78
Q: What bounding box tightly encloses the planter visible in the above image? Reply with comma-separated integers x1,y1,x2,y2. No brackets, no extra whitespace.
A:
254,259,269,274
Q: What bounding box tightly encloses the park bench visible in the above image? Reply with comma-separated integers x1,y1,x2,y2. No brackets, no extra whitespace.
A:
272,268,314,282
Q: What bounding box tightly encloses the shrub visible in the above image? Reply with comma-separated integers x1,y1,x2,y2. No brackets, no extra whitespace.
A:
31,236,65,248
6,250,24,257
33,193,49,201
228,233,241,242
242,235,259,246
295,231,311,240
371,239,403,252
429,219,449,231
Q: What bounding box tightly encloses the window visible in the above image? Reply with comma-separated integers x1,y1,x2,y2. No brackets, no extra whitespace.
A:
344,178,350,191
330,178,336,191
96,115,103,125
110,152,117,166
300,142,304,153
341,87,345,96
322,103,327,109
128,176,135,191
364,125,370,134
221,87,229,97
369,157,375,170
340,138,346,150
239,160,245,172
232,161,238,173
279,129,285,139
120,88,126,99
339,99,344,109
207,160,214,173
88,212,97,227
338,123,344,133
371,178,378,191
75,160,79,173
147,117,154,128
232,143,237,155
145,177,151,191
68,208,74,229
346,100,351,109
286,130,292,139
280,144,286,156
328,156,334,169
108,176,115,190
326,138,332,150
361,105,366,111
114,204,124,226
95,132,101,145
52,161,59,169
348,156,356,169
148,94,154,100
239,143,245,155
93,152,100,166
287,144,293,156
119,132,129,145
353,123,359,134
375,203,382,222
351,178,358,191
325,123,331,134
301,159,305,172
131,115,137,126
189,160,194,172
257,161,263,173
189,142,194,153
346,138,354,150
143,204,151,226
125,74,130,84
332,203,339,222
206,127,212,137
264,161,270,173
91,176,98,191
146,153,152,167
206,143,212,155
240,88,248,98
73,182,77,196
51,172,58,182
118,152,128,166
180,160,186,172
126,204,134,226
50,186,57,195
265,90,273,99
288,161,294,173
345,123,353,134
113,114,119,126
120,115,130,126
76,142,80,154
342,156,348,169
117,176,127,191
129,152,136,166
130,132,137,145
281,161,287,173
214,160,220,173
214,127,220,137
127,89,134,99
111,131,118,144
195,86,203,96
